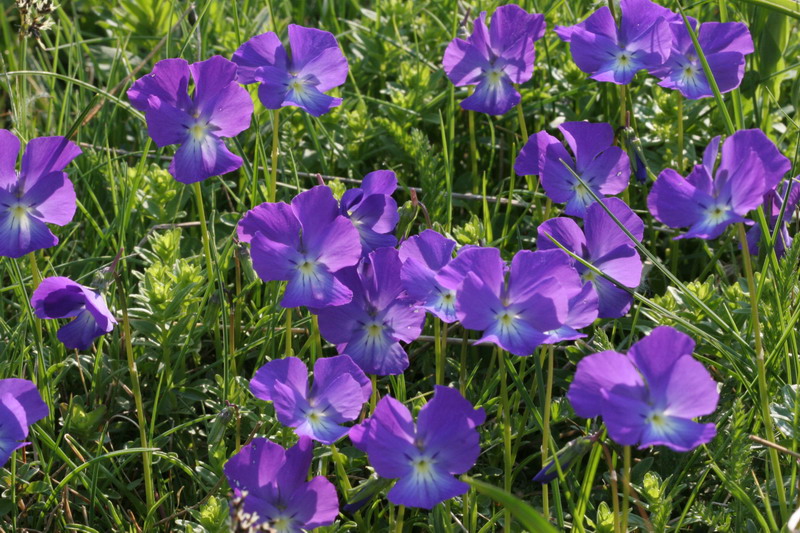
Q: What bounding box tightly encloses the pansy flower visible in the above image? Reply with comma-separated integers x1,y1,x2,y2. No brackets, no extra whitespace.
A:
31,276,117,351
0,130,81,258
317,247,425,375
237,186,362,309
746,177,800,258
568,326,718,451
555,0,675,84
232,25,348,117
651,21,753,100
127,56,253,184
442,5,545,115
350,386,485,509
538,197,643,318
0,378,48,467
224,436,339,532
648,129,791,240
398,229,458,322
250,355,371,444
515,121,630,218
340,170,399,254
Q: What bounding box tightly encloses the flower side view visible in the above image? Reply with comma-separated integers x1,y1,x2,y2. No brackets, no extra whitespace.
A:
0,378,48,467
746,177,800,259
648,129,791,240
237,185,362,309
0,130,81,258
568,326,719,451
350,386,485,509
399,229,458,323
555,0,675,84
233,24,348,117
442,4,545,115
538,197,643,319
250,355,371,444
127,56,253,184
515,121,630,218
339,170,399,254
31,276,117,351
317,247,425,375
224,436,338,533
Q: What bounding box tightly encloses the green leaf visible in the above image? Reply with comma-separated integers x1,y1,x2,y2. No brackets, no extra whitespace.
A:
464,477,559,533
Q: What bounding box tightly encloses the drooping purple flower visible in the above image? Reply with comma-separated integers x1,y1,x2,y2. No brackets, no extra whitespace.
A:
648,129,791,240
398,229,458,322
515,121,630,218
0,130,80,258
349,386,485,509
455,247,585,356
339,170,399,254
568,326,719,451
651,21,753,100
538,197,644,319
442,5,546,115
127,56,253,184
224,436,339,532
0,378,48,467
555,0,675,84
746,177,800,258
238,186,362,309
250,355,371,444
317,248,425,375
232,25,348,117
31,276,117,351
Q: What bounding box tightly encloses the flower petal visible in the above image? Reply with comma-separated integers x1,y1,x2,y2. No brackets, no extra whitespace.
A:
169,136,242,184
232,32,288,85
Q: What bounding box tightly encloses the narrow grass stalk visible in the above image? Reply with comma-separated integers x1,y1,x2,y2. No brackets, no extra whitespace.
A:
676,93,684,172
395,504,405,533
435,318,444,385
602,445,621,533
499,350,513,532
193,182,215,294
469,110,479,194
460,330,469,395
270,108,281,202
621,446,631,532
311,314,322,365
285,307,293,358
541,346,555,519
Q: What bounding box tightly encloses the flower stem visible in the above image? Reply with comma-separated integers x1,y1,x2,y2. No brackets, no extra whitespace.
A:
601,445,621,533
435,318,444,385
737,222,789,520
270,109,281,202
284,307,293,358
499,350,513,532
311,314,322,365
459,329,469,395
394,504,405,533
541,346,555,519
676,93,685,172
469,110,479,194
621,445,631,532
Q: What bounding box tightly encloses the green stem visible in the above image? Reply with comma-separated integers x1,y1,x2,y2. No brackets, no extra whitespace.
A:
622,446,631,532
285,307,293,358
311,314,322,365
676,93,684,172
395,504,405,533
499,350,513,532
460,330,469,395
737,223,788,520
435,319,444,385
541,346,555,519
370,375,378,414
469,110,479,194
270,109,281,202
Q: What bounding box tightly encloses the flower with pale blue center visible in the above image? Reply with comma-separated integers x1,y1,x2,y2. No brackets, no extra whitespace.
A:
399,229,461,323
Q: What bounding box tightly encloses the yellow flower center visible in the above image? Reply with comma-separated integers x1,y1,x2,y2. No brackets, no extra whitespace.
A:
367,323,383,337
10,204,29,219
299,260,316,275
189,123,207,142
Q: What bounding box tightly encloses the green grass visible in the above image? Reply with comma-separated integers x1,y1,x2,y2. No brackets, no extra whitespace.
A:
1,0,799,531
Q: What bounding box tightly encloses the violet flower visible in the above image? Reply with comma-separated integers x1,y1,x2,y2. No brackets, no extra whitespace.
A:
0,378,48,467
127,56,253,184
456,247,585,356
442,5,545,115
515,121,630,218
568,326,718,451
232,25,348,117
651,21,753,100
317,247,425,375
340,170,399,254
555,0,675,84
648,129,791,240
237,185,362,309
350,386,485,509
250,355,371,444
31,276,117,351
538,197,644,319
0,130,81,258
746,177,800,258
398,229,458,322
224,436,339,532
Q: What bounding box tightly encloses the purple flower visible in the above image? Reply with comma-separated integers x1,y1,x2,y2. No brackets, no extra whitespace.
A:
648,129,791,240
224,436,339,532
350,386,485,509
340,170,399,254
0,130,81,258
746,177,800,258
515,121,630,218
232,25,348,117
31,276,117,351
0,378,48,467
568,326,718,451
399,229,458,322
456,247,585,356
442,5,545,115
317,248,425,375
538,197,644,319
555,0,675,84
237,186,362,309
651,21,753,100
250,355,371,444
127,56,253,184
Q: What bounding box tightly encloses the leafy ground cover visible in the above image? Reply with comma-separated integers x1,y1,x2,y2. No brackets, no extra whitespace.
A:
1,0,800,531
